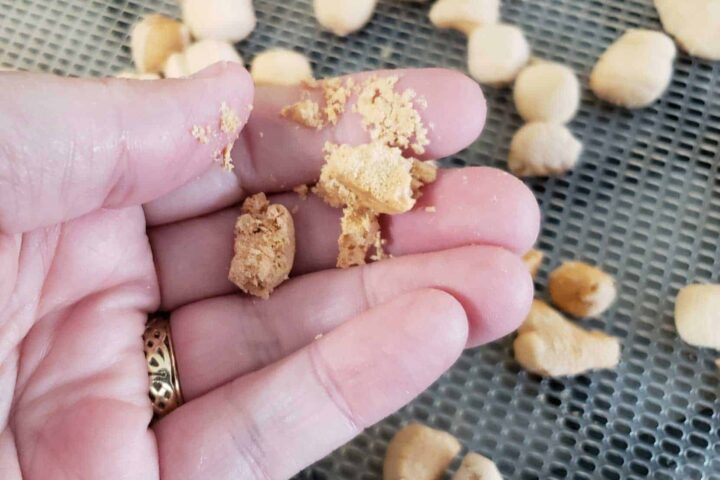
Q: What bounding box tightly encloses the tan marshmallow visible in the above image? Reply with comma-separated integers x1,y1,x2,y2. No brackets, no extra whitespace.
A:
429,0,500,35
508,122,582,177
251,49,313,86
452,452,503,480
115,71,161,80
384,423,461,480
163,40,242,78
590,29,676,108
655,0,720,61
182,0,256,42
467,24,530,85
675,284,720,350
514,63,580,123
514,300,621,377
549,261,617,317
523,249,544,279
131,14,190,74
314,0,378,36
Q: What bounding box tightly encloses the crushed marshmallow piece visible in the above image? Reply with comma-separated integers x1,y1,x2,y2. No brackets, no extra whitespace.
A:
229,193,295,299
337,206,380,268
410,160,438,198
316,142,416,215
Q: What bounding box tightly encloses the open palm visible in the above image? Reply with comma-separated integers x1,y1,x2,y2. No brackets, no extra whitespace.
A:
0,63,538,480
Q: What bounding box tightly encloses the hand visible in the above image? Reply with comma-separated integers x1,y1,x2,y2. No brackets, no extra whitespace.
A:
0,63,538,479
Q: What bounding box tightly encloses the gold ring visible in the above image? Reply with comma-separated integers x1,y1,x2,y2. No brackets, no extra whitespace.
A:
143,315,184,418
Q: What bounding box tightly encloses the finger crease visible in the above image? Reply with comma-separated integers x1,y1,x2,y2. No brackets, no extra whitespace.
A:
357,264,377,312
307,341,361,433
221,389,273,480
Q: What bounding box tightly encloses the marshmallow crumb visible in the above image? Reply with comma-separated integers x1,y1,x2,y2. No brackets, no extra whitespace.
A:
354,76,430,155
191,125,211,144
219,144,235,172
281,98,324,129
293,184,309,199
220,102,241,134
280,77,355,129
323,77,355,125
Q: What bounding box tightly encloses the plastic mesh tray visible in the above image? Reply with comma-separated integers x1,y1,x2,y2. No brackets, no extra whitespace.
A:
1,0,719,478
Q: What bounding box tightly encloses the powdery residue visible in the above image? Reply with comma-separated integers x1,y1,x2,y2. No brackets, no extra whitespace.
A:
191,125,211,144
293,184,309,199
191,102,242,171
218,144,235,172
323,77,355,125
315,142,416,215
280,98,324,129
220,102,241,134
280,77,355,129
353,76,430,155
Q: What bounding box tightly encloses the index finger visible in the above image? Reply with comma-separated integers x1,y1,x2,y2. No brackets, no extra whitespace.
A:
144,68,486,226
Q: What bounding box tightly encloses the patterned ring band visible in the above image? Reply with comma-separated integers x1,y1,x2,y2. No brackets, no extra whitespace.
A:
143,315,184,418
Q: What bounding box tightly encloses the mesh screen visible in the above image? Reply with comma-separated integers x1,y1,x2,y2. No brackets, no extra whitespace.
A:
1,0,718,478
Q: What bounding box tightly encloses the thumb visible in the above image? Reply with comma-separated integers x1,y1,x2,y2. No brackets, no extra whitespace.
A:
0,62,253,234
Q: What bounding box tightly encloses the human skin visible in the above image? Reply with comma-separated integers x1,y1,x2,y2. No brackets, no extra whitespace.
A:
0,63,539,479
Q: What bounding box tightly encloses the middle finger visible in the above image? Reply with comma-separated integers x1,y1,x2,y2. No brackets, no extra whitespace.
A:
150,166,539,310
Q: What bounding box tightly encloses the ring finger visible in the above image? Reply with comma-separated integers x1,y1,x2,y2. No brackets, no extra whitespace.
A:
171,245,532,401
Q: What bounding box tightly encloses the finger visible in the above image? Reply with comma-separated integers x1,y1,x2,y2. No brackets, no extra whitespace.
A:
151,166,539,309
143,68,486,226
155,289,468,480
0,233,20,310
0,63,253,234
172,245,531,400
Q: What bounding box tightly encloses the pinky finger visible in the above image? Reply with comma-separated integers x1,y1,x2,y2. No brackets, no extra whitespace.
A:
153,289,468,480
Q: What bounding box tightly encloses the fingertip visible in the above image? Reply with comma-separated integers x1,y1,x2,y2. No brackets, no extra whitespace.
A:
105,63,254,208
470,167,540,253
481,167,541,254
400,68,486,159
395,167,540,255
186,61,255,124
406,288,470,362
461,246,534,347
